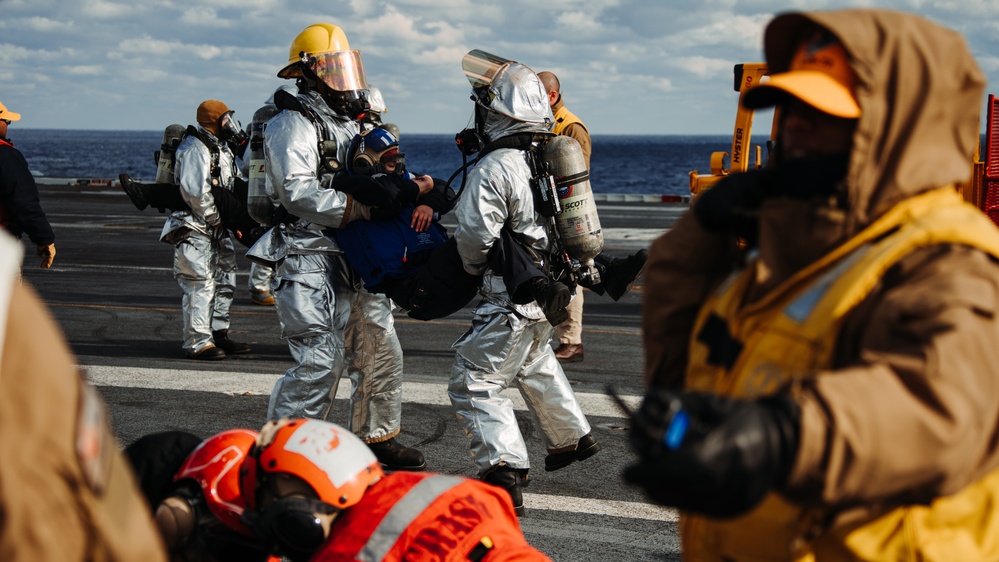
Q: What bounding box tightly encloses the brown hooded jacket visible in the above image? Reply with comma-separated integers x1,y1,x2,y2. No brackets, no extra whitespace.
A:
643,8,999,520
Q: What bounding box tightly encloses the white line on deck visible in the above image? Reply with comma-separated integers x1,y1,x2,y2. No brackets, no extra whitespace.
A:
82,365,642,419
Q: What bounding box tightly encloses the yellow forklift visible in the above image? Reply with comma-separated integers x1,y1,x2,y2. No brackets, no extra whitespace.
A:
689,63,998,224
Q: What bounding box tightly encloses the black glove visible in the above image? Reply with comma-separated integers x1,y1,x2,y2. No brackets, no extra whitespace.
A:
331,174,419,215
692,168,779,241
623,388,799,518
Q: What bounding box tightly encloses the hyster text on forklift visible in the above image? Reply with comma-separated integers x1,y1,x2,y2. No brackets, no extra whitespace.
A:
689,63,999,228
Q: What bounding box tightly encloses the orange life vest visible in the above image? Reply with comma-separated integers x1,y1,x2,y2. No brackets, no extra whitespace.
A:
312,472,550,562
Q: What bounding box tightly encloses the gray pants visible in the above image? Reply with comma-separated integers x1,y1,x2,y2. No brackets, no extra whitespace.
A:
448,300,591,473
267,253,405,442
248,262,275,294
173,230,236,354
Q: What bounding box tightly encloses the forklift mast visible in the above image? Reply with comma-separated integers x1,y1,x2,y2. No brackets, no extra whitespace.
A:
689,63,777,196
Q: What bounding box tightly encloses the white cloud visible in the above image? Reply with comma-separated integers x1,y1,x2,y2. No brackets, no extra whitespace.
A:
663,15,769,51
672,56,740,78
13,16,76,32
181,8,225,26
64,65,105,76
79,0,135,19
557,11,604,34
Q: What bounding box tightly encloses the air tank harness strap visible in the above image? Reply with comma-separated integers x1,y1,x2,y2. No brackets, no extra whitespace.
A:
184,126,222,186
272,88,340,173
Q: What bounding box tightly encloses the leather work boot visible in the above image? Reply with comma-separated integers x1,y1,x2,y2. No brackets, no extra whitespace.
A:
554,343,584,364
528,277,572,326
545,433,602,472
367,438,427,471
119,174,149,211
187,344,225,361
250,291,275,306
601,248,650,301
481,464,528,516
212,330,251,355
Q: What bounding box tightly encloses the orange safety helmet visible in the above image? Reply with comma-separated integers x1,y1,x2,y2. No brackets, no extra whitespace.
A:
174,428,259,536
240,419,383,511
239,420,384,561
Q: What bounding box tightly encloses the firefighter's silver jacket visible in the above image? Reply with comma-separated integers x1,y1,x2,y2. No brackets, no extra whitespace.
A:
247,90,360,265
454,145,551,320
159,127,238,244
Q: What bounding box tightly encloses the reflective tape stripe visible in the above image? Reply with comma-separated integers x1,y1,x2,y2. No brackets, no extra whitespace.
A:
783,245,869,323
357,475,465,561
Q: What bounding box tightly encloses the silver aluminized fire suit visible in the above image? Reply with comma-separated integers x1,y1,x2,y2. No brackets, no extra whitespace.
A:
160,127,238,356
449,127,592,474
248,262,274,297
248,89,403,443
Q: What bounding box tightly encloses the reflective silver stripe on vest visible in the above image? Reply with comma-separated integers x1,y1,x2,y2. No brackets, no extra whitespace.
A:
783,244,871,323
356,475,465,562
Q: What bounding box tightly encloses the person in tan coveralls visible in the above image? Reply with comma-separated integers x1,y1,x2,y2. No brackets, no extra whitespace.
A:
626,9,999,561
0,230,166,561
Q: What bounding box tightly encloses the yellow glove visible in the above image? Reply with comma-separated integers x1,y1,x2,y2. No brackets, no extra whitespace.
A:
36,243,55,269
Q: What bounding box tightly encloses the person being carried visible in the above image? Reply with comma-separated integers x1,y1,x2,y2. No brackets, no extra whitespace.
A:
119,170,261,250
332,126,577,324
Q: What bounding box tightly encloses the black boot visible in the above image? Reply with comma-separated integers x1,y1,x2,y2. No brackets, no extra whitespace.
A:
119,174,149,211
527,277,571,326
601,249,649,301
212,330,251,355
367,438,427,471
545,433,602,472
481,464,528,516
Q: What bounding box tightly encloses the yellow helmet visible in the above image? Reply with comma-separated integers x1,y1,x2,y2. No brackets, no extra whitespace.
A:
278,23,351,79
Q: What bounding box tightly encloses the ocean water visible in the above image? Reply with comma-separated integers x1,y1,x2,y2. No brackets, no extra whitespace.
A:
10,129,775,197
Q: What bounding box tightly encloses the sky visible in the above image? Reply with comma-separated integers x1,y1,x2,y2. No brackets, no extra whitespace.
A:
2,0,999,135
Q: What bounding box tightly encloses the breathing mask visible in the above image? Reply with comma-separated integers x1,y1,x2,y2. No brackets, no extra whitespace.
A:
347,127,405,175
244,496,339,562
219,111,248,155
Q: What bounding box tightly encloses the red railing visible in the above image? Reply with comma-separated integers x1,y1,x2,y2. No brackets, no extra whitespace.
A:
982,94,999,227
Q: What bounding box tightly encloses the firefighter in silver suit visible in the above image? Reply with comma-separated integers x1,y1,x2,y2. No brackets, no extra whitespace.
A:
247,23,424,471
448,51,600,515
161,100,251,360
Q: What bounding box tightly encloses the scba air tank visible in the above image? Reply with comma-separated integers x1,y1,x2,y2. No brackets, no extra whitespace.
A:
543,135,604,266
247,103,280,225
154,124,186,184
